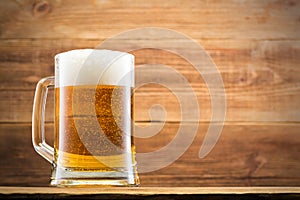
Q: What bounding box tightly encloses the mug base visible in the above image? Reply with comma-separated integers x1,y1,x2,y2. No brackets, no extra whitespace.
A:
50,167,139,187
50,178,139,187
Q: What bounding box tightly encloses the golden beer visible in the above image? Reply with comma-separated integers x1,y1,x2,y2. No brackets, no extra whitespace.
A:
52,84,138,185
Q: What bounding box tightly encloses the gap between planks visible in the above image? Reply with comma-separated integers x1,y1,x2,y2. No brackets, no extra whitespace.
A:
1,121,300,126
0,187,300,195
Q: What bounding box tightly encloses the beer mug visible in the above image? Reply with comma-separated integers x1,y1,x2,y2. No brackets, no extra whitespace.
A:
32,49,139,186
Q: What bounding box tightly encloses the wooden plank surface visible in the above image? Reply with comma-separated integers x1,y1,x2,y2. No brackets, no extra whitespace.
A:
1,186,300,194
1,123,299,187
0,0,299,40
1,87,300,123
0,0,299,189
1,187,299,200
0,39,299,122
1,39,299,91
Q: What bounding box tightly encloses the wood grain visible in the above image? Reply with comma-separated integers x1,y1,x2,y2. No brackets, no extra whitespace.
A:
1,123,299,187
0,39,299,122
1,187,299,200
0,0,299,188
1,87,300,123
0,39,299,90
1,186,300,194
0,0,299,40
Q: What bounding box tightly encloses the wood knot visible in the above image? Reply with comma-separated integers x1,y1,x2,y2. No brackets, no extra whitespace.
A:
32,0,51,18
246,152,267,177
287,0,296,7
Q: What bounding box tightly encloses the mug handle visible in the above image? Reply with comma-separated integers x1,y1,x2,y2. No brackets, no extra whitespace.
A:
32,76,55,163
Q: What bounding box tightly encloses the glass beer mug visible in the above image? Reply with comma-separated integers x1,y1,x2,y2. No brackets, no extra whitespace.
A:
32,49,139,186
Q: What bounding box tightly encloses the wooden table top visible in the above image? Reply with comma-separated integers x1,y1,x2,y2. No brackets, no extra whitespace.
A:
1,1,299,199
1,187,300,199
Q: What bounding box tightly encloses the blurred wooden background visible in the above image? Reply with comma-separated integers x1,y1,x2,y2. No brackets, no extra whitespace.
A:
0,0,299,187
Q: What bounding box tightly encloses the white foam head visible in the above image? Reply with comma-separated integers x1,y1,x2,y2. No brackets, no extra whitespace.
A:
55,49,134,87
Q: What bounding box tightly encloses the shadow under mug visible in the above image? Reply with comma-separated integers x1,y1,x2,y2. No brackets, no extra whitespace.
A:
32,49,139,186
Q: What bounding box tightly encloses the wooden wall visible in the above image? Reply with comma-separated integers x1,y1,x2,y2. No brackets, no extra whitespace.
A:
0,0,299,186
